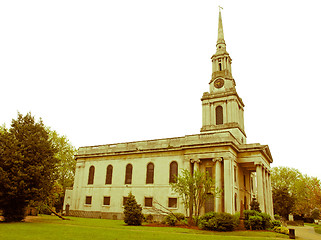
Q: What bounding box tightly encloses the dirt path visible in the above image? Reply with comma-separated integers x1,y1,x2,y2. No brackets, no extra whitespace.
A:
291,226,321,240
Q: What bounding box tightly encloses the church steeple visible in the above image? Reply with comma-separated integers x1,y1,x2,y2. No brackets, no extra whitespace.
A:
210,8,234,91
216,8,226,53
201,8,246,144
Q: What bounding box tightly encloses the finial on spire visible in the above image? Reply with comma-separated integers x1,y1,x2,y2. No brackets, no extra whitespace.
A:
218,5,223,11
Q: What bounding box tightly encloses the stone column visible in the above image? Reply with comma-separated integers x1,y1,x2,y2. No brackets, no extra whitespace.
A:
224,157,233,214
256,164,265,213
268,172,274,216
262,167,266,213
194,159,200,172
214,157,222,212
266,170,270,214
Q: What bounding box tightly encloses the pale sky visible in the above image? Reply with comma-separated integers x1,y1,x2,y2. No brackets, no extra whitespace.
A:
1,1,320,179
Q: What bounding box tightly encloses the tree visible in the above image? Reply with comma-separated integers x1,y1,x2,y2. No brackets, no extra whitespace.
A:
305,177,321,214
311,208,320,220
272,186,295,219
271,166,321,217
271,167,308,215
123,192,144,225
46,128,77,212
0,113,58,222
170,169,220,223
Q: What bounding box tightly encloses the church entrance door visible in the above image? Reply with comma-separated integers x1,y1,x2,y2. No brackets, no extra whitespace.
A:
205,193,214,213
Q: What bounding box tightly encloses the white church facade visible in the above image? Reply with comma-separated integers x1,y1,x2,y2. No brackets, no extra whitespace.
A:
64,11,274,219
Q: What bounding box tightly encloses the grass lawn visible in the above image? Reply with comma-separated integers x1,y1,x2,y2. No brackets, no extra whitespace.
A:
0,215,288,240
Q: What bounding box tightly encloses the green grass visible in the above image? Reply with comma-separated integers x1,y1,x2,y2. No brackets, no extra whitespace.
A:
0,215,288,240
305,223,321,234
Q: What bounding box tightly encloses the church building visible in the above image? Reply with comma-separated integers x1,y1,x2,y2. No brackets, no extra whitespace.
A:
64,10,274,219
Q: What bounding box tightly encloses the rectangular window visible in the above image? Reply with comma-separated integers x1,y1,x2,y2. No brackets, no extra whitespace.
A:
85,196,92,205
168,198,177,208
144,197,153,207
123,197,128,206
103,196,110,206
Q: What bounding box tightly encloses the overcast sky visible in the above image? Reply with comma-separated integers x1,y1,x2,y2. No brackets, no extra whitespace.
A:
1,0,320,179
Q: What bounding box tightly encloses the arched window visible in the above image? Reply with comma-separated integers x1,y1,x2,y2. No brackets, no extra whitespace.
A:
105,165,113,184
169,161,178,183
125,164,133,184
216,106,223,125
88,166,95,185
146,163,154,184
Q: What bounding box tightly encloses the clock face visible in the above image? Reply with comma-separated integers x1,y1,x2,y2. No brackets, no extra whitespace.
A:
214,79,224,88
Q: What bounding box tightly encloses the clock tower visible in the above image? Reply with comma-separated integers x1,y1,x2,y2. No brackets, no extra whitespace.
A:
201,9,246,144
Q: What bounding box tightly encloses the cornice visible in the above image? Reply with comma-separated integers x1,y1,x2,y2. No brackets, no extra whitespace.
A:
201,89,244,107
75,133,241,160
200,122,246,138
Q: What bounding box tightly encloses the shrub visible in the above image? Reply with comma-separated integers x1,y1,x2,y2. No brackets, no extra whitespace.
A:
215,213,238,231
248,215,263,230
123,192,144,226
271,220,282,228
260,212,272,229
273,226,289,235
198,212,218,230
244,210,272,230
145,214,153,223
250,198,261,212
164,213,185,226
244,210,258,221
274,214,281,220
165,215,177,226
198,212,237,231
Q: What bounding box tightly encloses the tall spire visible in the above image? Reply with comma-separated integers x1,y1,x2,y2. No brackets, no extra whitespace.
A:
217,7,225,45
216,7,227,54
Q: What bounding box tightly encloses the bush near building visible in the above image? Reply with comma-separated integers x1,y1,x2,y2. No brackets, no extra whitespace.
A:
244,210,272,230
123,192,144,226
198,212,238,232
164,213,186,226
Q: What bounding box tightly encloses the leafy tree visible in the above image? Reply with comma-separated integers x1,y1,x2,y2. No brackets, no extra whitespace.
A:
311,208,320,220
271,167,307,215
0,113,58,222
305,177,321,214
272,186,295,219
170,169,220,222
123,192,144,225
46,128,77,212
271,166,321,217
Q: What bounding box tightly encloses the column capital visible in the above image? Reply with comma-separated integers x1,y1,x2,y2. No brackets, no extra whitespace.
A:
255,162,263,167
213,157,223,162
223,156,234,161
190,159,201,164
